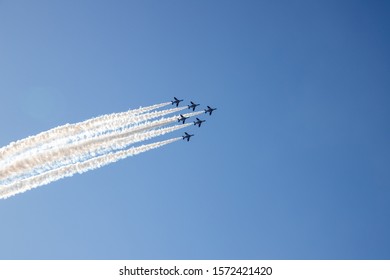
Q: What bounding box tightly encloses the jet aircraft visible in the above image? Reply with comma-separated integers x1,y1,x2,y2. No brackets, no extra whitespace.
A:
171,97,183,107
193,118,206,127
178,114,189,124
182,132,194,142
188,101,200,111
205,106,217,115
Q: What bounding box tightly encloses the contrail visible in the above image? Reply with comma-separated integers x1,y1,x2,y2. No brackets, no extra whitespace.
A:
0,102,175,162
0,106,186,167
0,101,204,199
1,109,202,170
1,123,192,185
0,112,194,181
0,137,181,199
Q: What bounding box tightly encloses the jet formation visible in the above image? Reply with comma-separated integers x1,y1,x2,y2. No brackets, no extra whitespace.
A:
171,97,216,142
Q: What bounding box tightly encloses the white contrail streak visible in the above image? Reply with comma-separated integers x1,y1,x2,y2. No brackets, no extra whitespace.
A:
0,106,186,169
0,101,203,199
0,112,192,182
0,102,174,162
2,123,191,184
0,137,180,199
0,109,202,175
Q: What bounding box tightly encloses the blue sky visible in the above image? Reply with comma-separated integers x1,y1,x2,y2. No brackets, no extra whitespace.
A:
0,0,389,259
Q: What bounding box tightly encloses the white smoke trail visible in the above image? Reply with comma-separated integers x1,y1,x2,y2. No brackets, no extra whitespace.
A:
0,101,202,199
0,113,193,182
0,106,185,167
0,109,202,174
0,102,173,161
179,111,204,119
2,123,191,184
0,137,180,199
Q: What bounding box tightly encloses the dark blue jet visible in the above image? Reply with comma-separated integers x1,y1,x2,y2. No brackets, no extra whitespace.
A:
188,101,200,111
178,114,189,124
204,106,217,115
193,118,206,127
171,97,183,107
182,132,194,142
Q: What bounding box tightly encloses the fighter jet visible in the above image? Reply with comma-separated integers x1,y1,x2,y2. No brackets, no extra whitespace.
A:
182,132,194,142
204,106,217,115
178,114,189,124
171,97,183,107
188,101,200,111
193,118,206,127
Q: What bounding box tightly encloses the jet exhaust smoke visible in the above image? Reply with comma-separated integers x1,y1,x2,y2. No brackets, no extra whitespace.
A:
0,101,207,199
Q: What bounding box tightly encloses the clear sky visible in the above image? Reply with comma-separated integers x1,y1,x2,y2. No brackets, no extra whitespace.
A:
0,0,389,259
